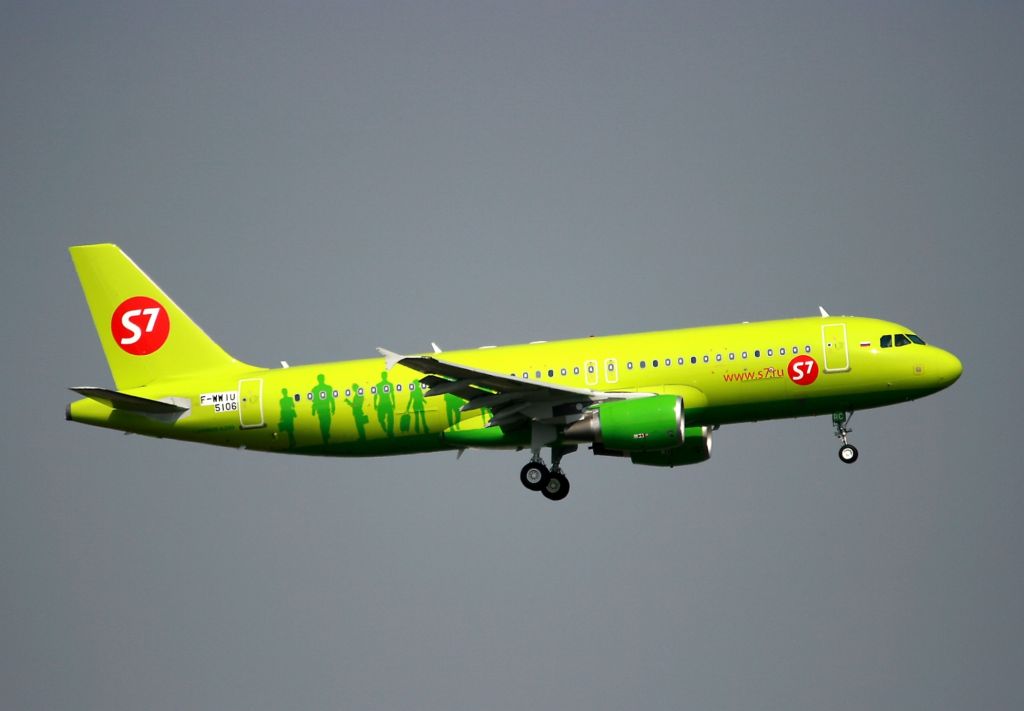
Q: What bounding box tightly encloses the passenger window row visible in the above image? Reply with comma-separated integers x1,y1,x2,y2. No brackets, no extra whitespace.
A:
510,344,814,379
297,381,428,401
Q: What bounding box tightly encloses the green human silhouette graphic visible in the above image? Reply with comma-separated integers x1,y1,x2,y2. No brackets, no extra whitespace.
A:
278,387,297,448
478,406,492,426
444,393,463,430
344,383,368,441
310,374,335,444
405,381,429,434
373,372,396,437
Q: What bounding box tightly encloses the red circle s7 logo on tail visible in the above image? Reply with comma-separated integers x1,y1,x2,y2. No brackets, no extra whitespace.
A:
787,354,819,385
111,296,170,355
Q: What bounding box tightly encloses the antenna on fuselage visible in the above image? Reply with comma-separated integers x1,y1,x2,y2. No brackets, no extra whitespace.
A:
818,306,830,318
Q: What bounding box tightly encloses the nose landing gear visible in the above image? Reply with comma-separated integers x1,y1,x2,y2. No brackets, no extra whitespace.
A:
833,411,858,463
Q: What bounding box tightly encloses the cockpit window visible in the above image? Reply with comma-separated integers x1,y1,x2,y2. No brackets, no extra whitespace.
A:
881,333,925,349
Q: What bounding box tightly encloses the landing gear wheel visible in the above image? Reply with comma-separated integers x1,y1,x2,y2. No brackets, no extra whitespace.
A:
542,470,570,501
520,461,550,491
832,412,859,464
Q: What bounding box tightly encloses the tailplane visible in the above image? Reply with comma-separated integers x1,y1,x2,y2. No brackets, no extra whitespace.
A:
69,244,252,389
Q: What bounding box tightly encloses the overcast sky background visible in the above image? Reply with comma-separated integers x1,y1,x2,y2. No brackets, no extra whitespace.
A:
3,2,1022,709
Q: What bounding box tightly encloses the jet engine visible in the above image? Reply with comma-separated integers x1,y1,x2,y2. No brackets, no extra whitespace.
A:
628,426,713,467
564,395,685,451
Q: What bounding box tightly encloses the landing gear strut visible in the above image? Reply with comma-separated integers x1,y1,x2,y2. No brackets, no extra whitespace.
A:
519,445,575,501
833,411,858,463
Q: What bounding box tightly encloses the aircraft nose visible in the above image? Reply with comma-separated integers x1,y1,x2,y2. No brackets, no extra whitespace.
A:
935,348,963,385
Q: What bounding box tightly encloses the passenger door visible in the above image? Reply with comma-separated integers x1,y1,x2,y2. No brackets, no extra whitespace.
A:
238,378,265,428
822,324,850,373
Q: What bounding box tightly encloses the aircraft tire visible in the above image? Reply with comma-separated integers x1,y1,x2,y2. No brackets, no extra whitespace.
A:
838,444,859,463
542,471,570,501
520,461,550,491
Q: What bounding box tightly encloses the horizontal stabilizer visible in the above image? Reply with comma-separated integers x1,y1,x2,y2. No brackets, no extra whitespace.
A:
69,387,187,414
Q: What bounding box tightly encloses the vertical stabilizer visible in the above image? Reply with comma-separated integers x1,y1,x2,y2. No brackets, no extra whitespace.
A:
69,244,252,389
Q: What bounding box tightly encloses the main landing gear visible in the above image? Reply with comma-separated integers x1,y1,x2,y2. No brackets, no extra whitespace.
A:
833,411,858,463
519,446,574,501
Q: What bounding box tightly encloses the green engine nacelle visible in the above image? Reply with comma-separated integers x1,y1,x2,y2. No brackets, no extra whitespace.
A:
564,394,685,451
629,426,713,467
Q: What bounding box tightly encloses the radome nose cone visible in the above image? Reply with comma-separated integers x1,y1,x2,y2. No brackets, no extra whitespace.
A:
939,350,963,384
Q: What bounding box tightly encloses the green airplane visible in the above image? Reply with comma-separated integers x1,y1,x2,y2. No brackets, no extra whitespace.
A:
67,244,962,501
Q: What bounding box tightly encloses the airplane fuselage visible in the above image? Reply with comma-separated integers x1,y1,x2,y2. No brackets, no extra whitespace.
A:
68,315,962,457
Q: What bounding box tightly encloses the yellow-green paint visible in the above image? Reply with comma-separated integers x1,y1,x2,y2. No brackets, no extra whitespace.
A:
66,245,963,464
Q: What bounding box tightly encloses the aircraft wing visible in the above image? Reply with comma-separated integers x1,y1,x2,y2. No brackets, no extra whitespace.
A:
377,348,647,428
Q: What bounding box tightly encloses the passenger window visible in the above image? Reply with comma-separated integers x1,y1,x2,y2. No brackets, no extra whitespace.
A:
560,368,567,376
691,356,697,364
767,348,773,356
729,353,735,360
754,350,760,358
880,335,892,348
741,351,747,359
652,359,659,368
703,355,709,363
548,369,554,378
895,334,911,347
678,357,685,365
535,370,542,378
573,366,580,375
627,362,633,370
639,361,646,369
716,354,722,362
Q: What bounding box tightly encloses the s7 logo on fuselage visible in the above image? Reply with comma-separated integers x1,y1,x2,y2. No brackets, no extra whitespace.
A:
787,355,819,385
110,296,170,355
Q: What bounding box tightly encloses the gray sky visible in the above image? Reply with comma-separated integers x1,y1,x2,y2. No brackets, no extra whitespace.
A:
3,2,1022,709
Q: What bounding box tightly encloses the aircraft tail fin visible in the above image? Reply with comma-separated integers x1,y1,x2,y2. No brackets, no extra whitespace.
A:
69,244,252,390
